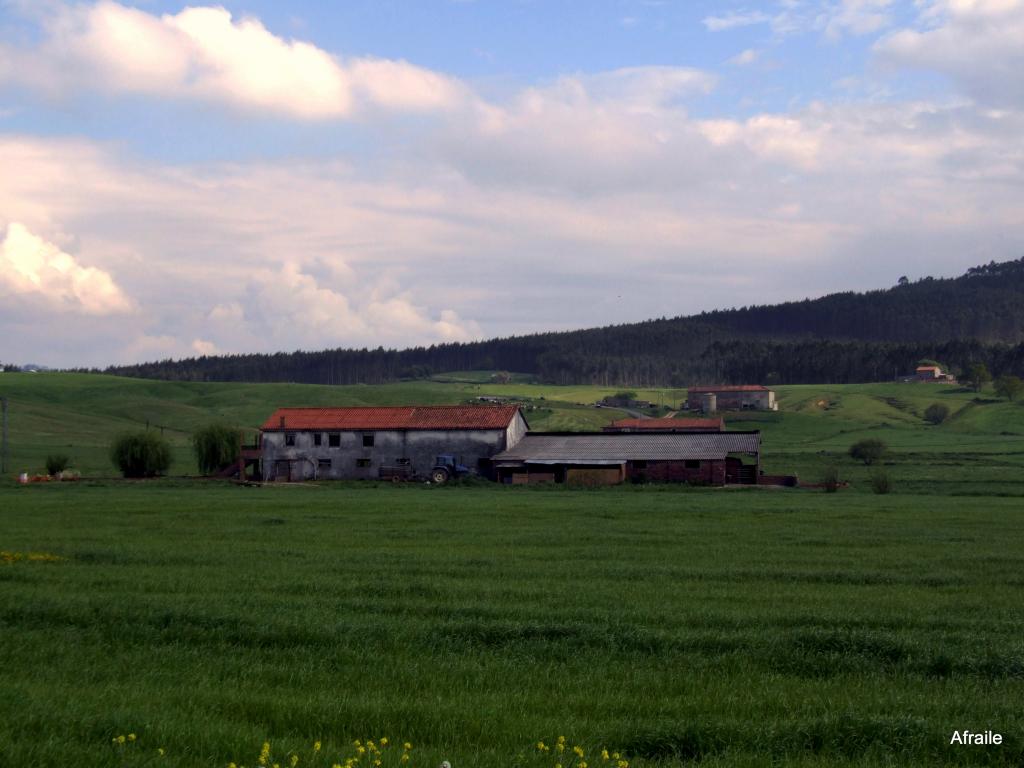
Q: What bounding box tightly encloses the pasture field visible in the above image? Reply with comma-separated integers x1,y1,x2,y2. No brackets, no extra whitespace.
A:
2,483,1023,767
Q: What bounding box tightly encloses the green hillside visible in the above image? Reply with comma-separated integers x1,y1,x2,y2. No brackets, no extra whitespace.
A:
1,372,1022,494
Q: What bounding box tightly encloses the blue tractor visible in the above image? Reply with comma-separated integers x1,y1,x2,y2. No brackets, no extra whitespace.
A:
430,454,470,483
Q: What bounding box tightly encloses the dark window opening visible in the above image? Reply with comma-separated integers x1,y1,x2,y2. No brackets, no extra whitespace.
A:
329,433,341,447
313,433,322,446
356,458,372,468
685,459,700,469
362,433,375,447
318,458,331,472
284,433,296,447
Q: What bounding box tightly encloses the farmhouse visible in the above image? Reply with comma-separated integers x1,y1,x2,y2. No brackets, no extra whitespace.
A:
492,431,761,486
260,405,528,481
914,365,957,383
686,385,778,412
603,417,724,432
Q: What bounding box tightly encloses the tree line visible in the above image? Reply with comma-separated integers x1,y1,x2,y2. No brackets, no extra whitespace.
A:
102,257,1024,387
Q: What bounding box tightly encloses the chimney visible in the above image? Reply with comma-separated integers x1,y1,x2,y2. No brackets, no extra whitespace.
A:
279,415,285,428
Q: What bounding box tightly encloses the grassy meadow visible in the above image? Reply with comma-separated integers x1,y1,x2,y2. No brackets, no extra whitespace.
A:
1,371,1023,766
2,484,1023,767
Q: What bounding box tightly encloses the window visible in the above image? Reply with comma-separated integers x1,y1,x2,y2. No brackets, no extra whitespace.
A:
396,458,411,466
356,458,372,468
362,433,375,447
318,458,331,472
313,433,322,446
328,433,341,447
685,459,700,469
284,433,296,447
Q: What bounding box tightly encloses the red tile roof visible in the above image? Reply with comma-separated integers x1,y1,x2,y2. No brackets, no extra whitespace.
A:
688,385,770,393
262,405,521,431
607,417,724,431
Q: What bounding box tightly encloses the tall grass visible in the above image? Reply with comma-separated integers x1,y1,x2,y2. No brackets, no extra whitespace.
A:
1,483,1022,766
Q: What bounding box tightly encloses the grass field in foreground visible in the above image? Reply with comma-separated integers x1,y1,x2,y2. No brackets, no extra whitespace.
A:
1,482,1022,767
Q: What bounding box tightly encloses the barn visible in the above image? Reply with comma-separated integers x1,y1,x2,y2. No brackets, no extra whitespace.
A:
491,431,761,486
260,405,528,481
603,417,724,432
686,385,778,411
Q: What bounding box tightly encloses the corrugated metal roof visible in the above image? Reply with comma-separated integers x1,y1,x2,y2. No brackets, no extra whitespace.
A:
689,385,769,393
607,417,724,430
493,432,759,463
262,405,521,431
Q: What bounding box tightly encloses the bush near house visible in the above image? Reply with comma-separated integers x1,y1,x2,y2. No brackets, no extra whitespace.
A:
192,423,243,475
849,438,887,465
44,454,70,476
994,374,1023,402
110,432,172,478
923,403,950,425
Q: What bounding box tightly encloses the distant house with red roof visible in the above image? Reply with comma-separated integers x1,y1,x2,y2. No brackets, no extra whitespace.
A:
260,405,528,481
686,385,778,412
603,417,725,432
913,365,956,383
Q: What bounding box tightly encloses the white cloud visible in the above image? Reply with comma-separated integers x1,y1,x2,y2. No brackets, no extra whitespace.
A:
0,222,134,315
703,10,772,31
820,0,893,40
4,1,467,119
874,0,1024,106
729,48,761,66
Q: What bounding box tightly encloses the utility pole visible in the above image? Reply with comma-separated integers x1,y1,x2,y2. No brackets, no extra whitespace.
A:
1,397,8,476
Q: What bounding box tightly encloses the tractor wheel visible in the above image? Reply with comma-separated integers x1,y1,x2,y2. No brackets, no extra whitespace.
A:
431,467,450,484
391,475,402,484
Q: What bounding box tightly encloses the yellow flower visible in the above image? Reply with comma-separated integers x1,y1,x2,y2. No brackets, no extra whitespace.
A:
537,741,546,751
128,734,137,742
612,753,621,760
403,743,412,751
555,764,563,768
357,746,366,755
354,741,362,747
159,748,166,757
556,743,565,753
117,736,126,745
601,750,609,761
557,736,566,744
617,761,629,768
380,738,389,747
228,763,237,768
373,761,381,767
400,756,409,764
314,741,322,752
291,755,299,767
579,763,588,768
573,746,584,757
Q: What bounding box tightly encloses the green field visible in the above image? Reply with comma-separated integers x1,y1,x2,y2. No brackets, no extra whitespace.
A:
2,484,1023,767
1,372,1023,766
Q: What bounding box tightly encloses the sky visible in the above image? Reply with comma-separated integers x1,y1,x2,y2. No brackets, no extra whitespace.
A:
1,0,1022,367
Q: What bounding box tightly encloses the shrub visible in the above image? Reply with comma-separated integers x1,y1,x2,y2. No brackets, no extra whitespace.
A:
870,469,893,494
821,464,840,493
44,454,70,476
923,403,949,425
849,438,887,465
994,374,1023,402
192,423,243,475
110,431,172,478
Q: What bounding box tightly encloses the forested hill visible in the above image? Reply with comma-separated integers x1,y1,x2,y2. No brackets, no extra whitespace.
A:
107,257,1024,387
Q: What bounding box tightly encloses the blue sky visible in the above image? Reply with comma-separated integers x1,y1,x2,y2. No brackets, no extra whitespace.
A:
1,0,1023,366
